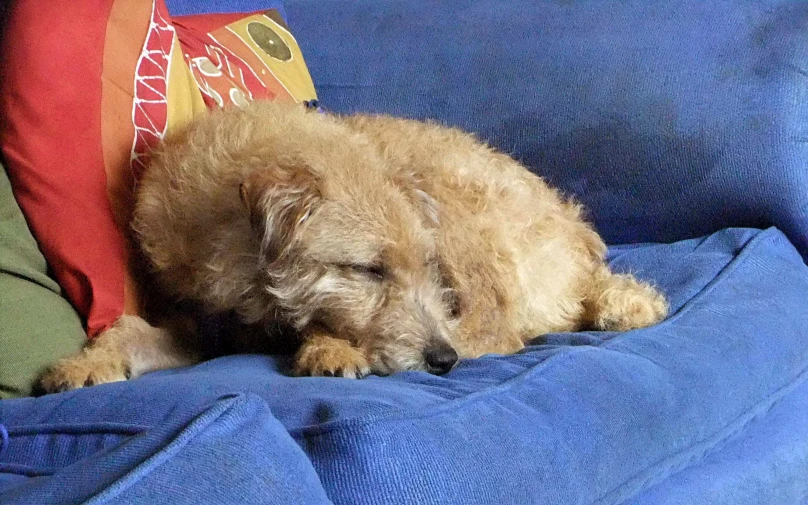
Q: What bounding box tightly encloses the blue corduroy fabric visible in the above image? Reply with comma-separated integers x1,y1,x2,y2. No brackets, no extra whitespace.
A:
284,0,808,259
164,0,285,17
624,380,808,505
1,228,807,504
0,395,331,504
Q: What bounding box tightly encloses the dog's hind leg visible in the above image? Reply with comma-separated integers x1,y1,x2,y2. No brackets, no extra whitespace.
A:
36,315,201,394
583,264,669,332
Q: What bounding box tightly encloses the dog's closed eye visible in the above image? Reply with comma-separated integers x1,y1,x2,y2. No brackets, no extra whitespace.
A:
339,263,387,281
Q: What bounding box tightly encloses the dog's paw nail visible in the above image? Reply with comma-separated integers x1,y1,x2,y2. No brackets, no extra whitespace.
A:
45,378,74,394
322,370,334,377
83,377,95,387
53,382,71,393
124,367,132,380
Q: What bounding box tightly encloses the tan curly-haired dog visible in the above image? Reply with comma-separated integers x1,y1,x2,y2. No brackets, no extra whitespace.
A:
38,101,667,392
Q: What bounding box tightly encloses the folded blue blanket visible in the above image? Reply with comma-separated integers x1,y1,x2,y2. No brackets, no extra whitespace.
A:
1,227,806,504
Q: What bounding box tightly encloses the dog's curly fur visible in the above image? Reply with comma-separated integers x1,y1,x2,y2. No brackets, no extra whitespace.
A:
37,101,667,392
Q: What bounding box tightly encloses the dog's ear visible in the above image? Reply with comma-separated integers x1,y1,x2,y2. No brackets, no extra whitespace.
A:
239,166,320,264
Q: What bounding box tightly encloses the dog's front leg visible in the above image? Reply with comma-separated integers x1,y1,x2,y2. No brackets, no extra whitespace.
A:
36,315,201,394
294,332,371,379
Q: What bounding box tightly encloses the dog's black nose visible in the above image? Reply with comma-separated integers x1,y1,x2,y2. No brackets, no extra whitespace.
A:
424,343,458,375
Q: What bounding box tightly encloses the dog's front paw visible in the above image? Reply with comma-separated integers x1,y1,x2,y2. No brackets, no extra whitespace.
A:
294,335,371,379
36,351,131,394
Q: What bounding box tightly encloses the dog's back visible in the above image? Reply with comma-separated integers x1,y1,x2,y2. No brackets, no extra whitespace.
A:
342,115,611,355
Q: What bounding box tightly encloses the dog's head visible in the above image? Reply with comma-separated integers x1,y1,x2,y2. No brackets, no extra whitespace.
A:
239,145,459,376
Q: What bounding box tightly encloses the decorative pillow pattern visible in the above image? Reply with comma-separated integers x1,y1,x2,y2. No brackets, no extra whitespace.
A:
0,0,316,337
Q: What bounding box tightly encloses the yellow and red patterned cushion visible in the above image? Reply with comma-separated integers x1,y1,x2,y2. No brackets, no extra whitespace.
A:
0,0,316,337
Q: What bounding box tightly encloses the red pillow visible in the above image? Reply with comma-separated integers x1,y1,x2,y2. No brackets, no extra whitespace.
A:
0,0,317,337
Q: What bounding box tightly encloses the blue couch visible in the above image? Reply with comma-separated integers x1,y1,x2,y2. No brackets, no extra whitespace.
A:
2,1,808,503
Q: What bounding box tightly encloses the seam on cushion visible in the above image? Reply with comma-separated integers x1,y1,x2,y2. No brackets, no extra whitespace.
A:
0,463,57,477
290,227,781,437
0,423,149,477
593,360,808,505
625,227,775,329
83,394,262,505
5,422,148,436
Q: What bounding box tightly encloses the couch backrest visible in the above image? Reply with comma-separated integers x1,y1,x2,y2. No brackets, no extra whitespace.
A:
287,0,808,259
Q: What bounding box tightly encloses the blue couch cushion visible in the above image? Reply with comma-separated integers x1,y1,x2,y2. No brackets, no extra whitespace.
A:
284,0,808,259
625,379,808,505
2,227,807,504
0,395,332,505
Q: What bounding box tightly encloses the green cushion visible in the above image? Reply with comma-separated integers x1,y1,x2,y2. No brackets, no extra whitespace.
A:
0,163,85,398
